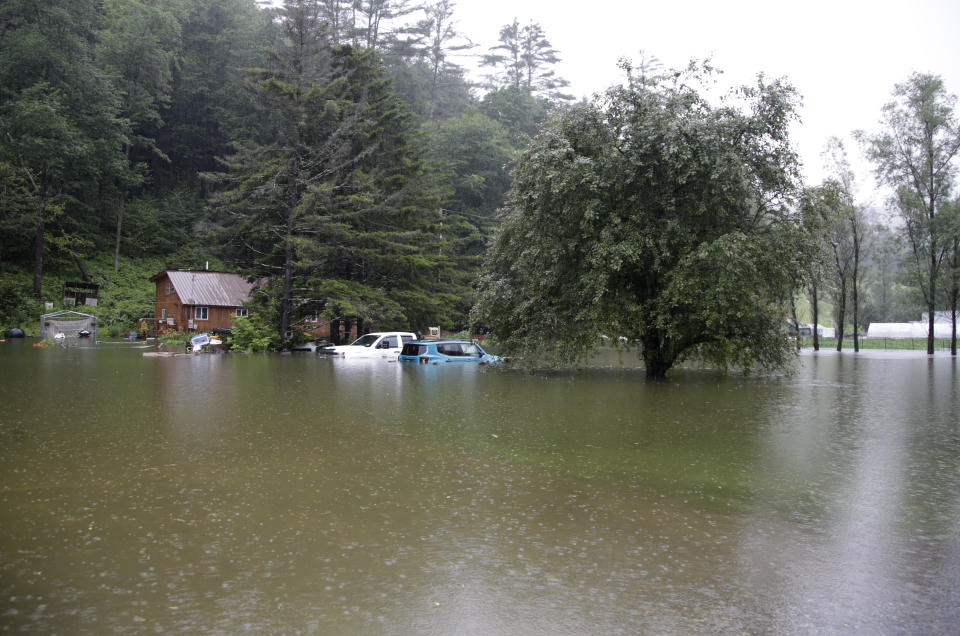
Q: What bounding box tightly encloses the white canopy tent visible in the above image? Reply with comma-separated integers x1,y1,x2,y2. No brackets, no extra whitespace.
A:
866,322,953,339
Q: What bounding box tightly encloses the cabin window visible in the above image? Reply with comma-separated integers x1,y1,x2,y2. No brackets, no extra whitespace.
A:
195,306,209,321
165,282,172,295
161,308,166,320
304,313,317,323
235,308,248,318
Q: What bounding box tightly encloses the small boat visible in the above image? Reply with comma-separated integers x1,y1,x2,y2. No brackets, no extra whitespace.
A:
78,329,91,338
190,333,223,352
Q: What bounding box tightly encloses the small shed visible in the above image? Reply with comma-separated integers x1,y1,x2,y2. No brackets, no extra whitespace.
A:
62,281,100,307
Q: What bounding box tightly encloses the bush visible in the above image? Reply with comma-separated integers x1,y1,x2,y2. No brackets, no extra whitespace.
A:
159,331,190,347
231,315,279,352
0,275,42,335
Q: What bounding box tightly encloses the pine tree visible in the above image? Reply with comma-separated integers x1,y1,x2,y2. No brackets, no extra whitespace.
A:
208,1,449,344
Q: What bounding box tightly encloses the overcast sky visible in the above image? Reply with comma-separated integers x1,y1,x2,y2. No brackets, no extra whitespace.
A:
451,0,960,198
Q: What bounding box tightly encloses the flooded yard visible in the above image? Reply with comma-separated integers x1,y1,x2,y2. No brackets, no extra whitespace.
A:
1,341,959,633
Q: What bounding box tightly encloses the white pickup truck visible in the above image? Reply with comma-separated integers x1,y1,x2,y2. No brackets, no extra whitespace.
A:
321,332,417,359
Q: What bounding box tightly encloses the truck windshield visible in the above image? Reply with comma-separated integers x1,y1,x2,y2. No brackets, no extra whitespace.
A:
350,334,380,347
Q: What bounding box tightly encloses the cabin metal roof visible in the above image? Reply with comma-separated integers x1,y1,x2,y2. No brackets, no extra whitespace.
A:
161,270,256,307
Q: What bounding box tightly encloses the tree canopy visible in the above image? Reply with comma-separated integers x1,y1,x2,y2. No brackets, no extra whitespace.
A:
207,2,452,344
858,73,960,354
472,65,810,379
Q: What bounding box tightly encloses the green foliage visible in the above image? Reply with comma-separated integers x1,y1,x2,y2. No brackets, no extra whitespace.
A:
0,275,43,335
120,188,206,257
0,0,574,341
207,9,456,345
473,63,808,379
231,314,279,352
148,0,274,190
479,87,556,142
480,19,571,100
424,107,514,219
858,73,960,353
159,330,190,347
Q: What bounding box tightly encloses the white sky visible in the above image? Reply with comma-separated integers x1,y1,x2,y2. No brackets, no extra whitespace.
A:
450,0,960,197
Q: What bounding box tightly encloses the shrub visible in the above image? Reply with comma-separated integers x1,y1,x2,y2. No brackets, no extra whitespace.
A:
231,315,279,352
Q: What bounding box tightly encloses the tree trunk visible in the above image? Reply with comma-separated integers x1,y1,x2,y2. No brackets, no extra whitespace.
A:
811,284,819,351
927,186,937,355
644,357,670,381
641,334,674,381
32,196,46,298
279,146,300,348
790,295,801,351
951,238,958,356
835,279,846,352
331,317,341,345
114,144,131,271
852,222,860,352
280,179,296,348
114,188,125,271
75,256,90,282
952,300,958,357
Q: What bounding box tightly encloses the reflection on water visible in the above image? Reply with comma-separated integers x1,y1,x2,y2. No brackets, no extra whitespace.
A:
1,342,958,633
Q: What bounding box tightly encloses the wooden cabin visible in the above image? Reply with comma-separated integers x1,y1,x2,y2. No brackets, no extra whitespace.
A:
150,270,258,334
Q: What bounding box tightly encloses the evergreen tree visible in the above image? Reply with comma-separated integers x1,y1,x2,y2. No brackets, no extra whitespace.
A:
416,0,474,120
481,19,571,101
208,1,448,344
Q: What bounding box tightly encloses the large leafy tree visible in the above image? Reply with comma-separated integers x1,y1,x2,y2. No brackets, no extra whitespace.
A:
858,73,960,355
472,64,808,380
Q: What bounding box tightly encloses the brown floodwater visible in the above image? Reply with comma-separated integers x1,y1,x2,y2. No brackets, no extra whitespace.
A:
1,340,958,633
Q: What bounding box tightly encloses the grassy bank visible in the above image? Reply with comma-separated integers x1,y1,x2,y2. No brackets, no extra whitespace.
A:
798,336,956,351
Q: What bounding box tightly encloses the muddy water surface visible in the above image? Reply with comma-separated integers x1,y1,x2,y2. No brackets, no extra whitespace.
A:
1,341,958,633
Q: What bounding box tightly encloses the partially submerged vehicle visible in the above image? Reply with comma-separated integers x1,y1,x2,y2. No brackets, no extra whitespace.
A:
320,332,416,359
189,332,222,352
398,340,500,365
291,338,332,352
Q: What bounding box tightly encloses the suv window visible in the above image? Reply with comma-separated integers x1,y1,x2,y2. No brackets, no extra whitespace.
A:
401,343,426,356
437,343,465,356
401,335,414,344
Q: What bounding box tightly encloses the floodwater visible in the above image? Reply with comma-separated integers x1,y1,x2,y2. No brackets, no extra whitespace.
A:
1,340,958,634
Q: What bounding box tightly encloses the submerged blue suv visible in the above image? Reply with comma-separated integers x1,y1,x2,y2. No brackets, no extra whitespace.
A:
398,340,500,365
